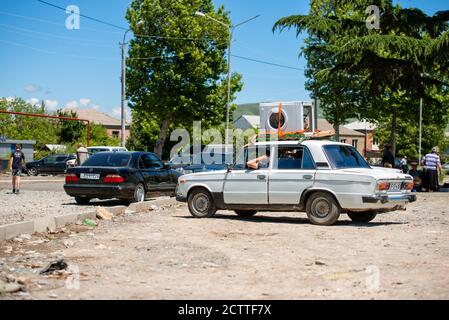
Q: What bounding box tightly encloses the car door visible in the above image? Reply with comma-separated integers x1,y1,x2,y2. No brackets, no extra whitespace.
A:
40,155,57,173
141,153,171,193
268,145,316,204
54,155,69,174
223,145,270,205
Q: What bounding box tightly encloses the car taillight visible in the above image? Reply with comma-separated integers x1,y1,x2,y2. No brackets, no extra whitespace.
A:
65,173,78,183
103,175,125,183
376,181,390,191
403,181,414,191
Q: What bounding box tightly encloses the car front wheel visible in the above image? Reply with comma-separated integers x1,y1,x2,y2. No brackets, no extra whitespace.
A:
188,189,216,218
235,210,257,218
347,211,377,223
27,167,38,176
306,192,341,226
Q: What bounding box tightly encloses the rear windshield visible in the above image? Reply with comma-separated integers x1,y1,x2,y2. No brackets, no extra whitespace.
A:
323,145,371,169
82,153,131,167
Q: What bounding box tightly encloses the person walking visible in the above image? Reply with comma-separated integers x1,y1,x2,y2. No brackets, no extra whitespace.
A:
76,143,89,166
422,147,442,192
9,144,26,194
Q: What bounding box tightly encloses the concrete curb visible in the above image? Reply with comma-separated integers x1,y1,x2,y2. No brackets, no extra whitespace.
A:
0,197,176,242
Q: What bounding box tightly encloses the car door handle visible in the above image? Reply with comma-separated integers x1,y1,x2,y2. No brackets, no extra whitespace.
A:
257,174,266,180
303,175,313,180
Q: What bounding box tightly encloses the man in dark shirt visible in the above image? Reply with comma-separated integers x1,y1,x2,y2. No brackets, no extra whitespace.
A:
381,144,395,168
9,144,26,194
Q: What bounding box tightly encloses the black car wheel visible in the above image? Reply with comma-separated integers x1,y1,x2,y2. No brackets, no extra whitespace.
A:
27,167,38,176
75,197,91,205
347,211,377,223
235,210,258,218
306,192,341,226
188,188,216,218
130,183,146,203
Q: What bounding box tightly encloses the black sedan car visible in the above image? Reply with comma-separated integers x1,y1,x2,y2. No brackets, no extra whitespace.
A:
27,154,76,176
64,151,182,204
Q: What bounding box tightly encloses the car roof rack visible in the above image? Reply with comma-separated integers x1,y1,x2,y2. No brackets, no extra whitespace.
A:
254,130,336,142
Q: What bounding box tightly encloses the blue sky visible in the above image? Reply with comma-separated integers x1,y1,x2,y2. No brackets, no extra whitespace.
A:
0,0,447,119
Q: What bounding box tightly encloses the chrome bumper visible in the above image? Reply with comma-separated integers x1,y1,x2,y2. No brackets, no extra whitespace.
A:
362,194,417,204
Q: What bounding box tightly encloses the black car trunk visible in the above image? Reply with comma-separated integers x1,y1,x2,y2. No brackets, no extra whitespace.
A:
67,166,127,185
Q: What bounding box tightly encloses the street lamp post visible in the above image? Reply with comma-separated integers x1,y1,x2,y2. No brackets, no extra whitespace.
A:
120,21,144,147
195,11,259,145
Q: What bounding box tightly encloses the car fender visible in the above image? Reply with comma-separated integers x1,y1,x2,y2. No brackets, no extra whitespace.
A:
186,183,214,198
299,187,342,209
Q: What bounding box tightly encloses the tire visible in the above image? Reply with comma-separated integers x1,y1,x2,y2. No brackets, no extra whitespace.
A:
347,211,377,223
187,188,216,218
75,196,91,205
234,210,258,218
28,167,38,176
129,183,146,203
306,192,341,226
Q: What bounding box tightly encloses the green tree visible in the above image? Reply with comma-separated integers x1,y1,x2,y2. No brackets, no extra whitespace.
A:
274,1,449,155
57,110,85,144
0,97,59,148
126,0,243,157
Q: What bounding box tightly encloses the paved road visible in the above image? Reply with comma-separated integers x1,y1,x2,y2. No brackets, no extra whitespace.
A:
0,175,64,192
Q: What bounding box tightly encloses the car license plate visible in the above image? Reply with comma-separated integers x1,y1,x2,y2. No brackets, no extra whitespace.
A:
389,182,402,192
80,173,100,180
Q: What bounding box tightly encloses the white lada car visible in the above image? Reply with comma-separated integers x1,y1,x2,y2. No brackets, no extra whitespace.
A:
175,140,416,226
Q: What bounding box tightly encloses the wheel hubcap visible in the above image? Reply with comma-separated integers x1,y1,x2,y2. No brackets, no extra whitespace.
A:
312,198,331,218
136,186,145,202
193,194,209,213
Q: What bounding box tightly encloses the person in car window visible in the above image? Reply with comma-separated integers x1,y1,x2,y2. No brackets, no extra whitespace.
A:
247,149,270,170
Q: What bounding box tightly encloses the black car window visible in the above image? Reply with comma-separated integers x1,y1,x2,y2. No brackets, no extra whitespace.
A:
276,146,315,170
82,153,131,167
142,153,163,169
44,155,58,164
323,145,371,169
56,156,68,162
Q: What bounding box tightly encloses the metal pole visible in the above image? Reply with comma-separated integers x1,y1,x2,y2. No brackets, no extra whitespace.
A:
225,28,232,146
120,41,127,148
419,98,423,163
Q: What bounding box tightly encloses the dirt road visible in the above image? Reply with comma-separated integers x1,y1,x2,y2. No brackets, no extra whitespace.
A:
1,194,448,299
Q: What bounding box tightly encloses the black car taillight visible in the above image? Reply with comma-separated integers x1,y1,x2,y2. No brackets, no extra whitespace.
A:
103,175,125,183
65,173,78,183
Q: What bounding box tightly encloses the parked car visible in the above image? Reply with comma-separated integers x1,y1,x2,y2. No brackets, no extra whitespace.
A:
177,152,234,174
64,151,181,204
169,144,232,169
87,146,128,155
26,154,76,176
372,158,402,169
176,140,416,226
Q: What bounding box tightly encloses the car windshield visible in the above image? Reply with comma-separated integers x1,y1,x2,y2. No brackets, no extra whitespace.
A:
82,153,131,167
323,145,371,169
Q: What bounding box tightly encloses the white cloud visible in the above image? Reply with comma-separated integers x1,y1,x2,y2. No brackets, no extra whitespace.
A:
25,84,42,93
65,100,79,109
27,98,40,105
79,98,91,107
2,97,15,102
91,104,101,110
44,99,59,111
112,106,121,118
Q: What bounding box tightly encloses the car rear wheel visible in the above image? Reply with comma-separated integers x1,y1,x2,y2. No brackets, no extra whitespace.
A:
188,189,216,218
306,192,341,226
28,167,38,176
347,211,377,223
130,183,146,203
75,197,91,205
234,210,258,218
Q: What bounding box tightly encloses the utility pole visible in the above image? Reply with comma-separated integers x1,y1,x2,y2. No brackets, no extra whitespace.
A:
419,98,423,163
120,41,127,148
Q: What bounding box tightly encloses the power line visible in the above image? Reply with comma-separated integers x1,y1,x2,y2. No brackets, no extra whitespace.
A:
37,0,127,31
232,55,305,71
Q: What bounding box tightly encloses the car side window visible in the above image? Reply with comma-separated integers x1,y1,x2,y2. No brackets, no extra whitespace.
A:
234,146,270,170
44,155,57,164
143,153,164,169
56,156,68,162
275,146,315,170
138,156,146,170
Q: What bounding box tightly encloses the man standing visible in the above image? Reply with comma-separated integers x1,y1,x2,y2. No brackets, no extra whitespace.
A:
76,143,89,166
422,147,442,192
9,144,26,194
381,144,395,168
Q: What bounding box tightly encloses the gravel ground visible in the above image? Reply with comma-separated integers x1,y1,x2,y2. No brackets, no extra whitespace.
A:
1,193,448,300
0,190,127,226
